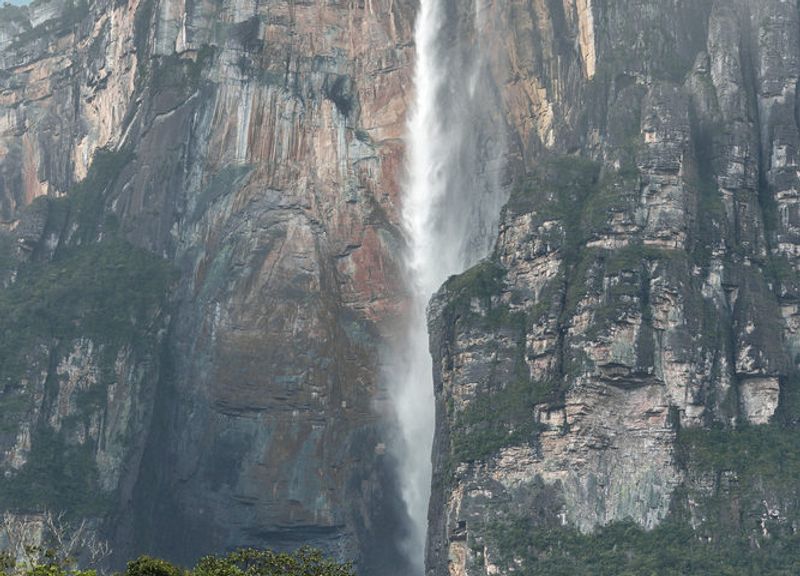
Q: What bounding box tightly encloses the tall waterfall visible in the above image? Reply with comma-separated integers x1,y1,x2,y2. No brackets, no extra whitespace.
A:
390,0,508,572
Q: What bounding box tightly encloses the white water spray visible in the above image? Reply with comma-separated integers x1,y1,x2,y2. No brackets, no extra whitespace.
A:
390,0,508,572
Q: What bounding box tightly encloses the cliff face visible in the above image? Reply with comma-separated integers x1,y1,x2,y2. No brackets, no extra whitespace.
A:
0,0,416,570
427,0,800,573
5,0,800,573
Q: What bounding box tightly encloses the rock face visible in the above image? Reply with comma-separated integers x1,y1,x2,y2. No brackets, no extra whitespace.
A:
427,0,800,574
0,0,416,571
4,0,800,573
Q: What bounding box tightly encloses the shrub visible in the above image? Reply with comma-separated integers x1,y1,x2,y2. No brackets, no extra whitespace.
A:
125,557,184,576
125,549,355,576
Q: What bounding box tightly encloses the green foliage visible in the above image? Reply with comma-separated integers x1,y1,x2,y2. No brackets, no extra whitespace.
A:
576,243,679,339
0,236,171,513
0,146,170,372
602,242,674,275
5,549,355,576
691,125,727,272
442,261,543,463
0,146,173,516
442,260,515,329
669,423,800,566
445,260,506,302
763,254,800,301
17,566,95,576
125,557,184,576
0,428,111,516
507,156,647,324
0,559,96,576
765,255,799,286
508,156,600,264
132,0,215,92
442,158,606,464
7,239,170,338
450,376,543,464
0,238,173,385
581,164,640,235
125,548,354,576
483,516,800,576
217,547,353,576
507,157,600,218
676,424,800,484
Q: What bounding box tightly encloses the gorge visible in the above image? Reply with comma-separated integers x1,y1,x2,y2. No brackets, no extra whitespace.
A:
1,0,800,575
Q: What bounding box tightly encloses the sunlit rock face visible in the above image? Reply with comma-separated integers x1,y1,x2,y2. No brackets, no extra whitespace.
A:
0,0,417,571
426,0,800,574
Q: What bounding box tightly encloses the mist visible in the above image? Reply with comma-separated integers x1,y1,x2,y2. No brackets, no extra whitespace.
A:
387,0,509,572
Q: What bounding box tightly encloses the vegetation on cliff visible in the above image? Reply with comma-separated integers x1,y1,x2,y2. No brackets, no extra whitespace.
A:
483,516,800,576
0,147,174,516
431,132,800,571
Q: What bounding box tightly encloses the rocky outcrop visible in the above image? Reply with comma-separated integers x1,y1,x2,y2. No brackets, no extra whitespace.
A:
427,0,800,574
0,0,416,571
4,0,800,573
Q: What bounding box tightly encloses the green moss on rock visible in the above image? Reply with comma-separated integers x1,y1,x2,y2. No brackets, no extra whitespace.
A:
483,516,800,576
450,376,542,464
0,427,112,516
0,146,175,517
677,424,800,485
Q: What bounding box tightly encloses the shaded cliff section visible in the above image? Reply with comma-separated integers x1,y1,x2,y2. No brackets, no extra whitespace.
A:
428,0,800,574
0,0,417,572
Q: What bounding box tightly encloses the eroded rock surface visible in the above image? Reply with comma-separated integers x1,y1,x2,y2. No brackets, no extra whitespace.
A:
0,0,416,570
427,1,800,574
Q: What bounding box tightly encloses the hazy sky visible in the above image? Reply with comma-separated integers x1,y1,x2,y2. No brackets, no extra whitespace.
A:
3,0,31,5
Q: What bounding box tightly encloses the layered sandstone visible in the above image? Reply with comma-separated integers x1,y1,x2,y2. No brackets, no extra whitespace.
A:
427,1,800,574
0,0,416,571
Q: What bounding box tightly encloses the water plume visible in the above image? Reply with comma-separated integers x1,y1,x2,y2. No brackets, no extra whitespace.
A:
388,0,508,572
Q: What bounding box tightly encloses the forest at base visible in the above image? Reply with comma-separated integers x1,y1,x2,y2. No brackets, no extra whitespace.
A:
1,547,354,576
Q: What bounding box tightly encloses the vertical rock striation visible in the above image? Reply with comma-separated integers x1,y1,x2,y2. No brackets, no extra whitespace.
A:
427,0,800,574
0,0,418,571
3,0,800,573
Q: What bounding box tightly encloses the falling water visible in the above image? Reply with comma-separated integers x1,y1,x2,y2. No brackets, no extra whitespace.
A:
390,0,508,572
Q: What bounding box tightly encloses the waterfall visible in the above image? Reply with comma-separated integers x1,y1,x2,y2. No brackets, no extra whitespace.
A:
390,0,508,572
